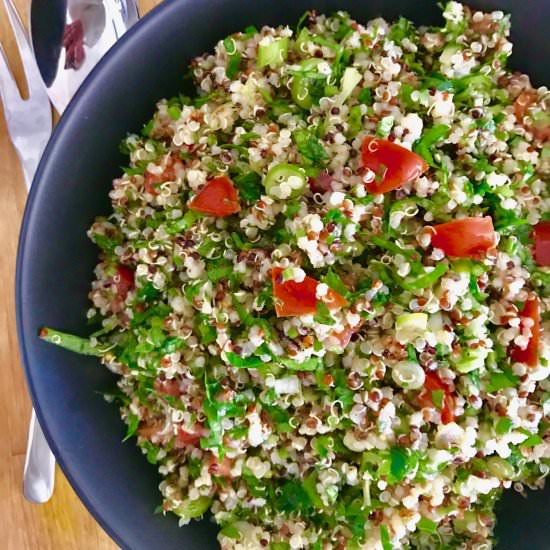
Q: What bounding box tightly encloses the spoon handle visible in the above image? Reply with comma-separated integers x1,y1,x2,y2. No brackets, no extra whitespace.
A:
23,410,56,503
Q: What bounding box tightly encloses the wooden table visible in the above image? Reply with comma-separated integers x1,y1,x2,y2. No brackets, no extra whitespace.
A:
0,1,157,547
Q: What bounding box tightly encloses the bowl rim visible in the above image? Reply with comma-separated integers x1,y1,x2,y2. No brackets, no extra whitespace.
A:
15,0,181,546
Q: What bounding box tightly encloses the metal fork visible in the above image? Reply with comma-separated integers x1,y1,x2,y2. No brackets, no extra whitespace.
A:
1,0,51,187
0,0,55,502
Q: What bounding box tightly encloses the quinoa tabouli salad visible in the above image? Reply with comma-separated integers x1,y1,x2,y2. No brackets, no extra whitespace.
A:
40,2,550,548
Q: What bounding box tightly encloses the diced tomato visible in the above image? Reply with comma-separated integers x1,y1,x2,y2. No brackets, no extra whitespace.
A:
510,298,540,367
514,90,538,122
271,267,348,317
137,418,163,439
176,430,201,446
189,176,240,217
431,217,495,258
360,136,428,194
534,221,550,266
115,265,134,299
533,124,550,142
418,371,455,424
209,455,233,478
333,327,356,348
144,164,176,195
440,393,456,424
308,170,333,194
154,378,182,397
175,423,205,447
144,172,160,195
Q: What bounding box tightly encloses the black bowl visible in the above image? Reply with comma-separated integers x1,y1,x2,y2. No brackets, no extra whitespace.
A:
16,1,550,548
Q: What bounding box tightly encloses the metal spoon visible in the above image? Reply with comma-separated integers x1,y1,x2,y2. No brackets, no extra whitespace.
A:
30,0,139,114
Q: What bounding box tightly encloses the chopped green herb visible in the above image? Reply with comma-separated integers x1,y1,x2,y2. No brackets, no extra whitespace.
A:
431,389,445,409
234,171,263,202
358,87,373,105
314,301,336,325
417,517,439,534
380,524,392,550
487,371,519,392
123,413,140,442
225,351,264,368
496,417,513,436
413,124,450,168
293,129,329,164
279,356,320,371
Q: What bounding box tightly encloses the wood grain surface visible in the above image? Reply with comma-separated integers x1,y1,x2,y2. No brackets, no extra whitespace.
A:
0,1,157,548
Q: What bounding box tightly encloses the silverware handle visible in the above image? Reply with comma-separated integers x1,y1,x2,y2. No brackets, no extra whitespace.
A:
120,0,140,26
23,409,56,503
108,0,138,38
